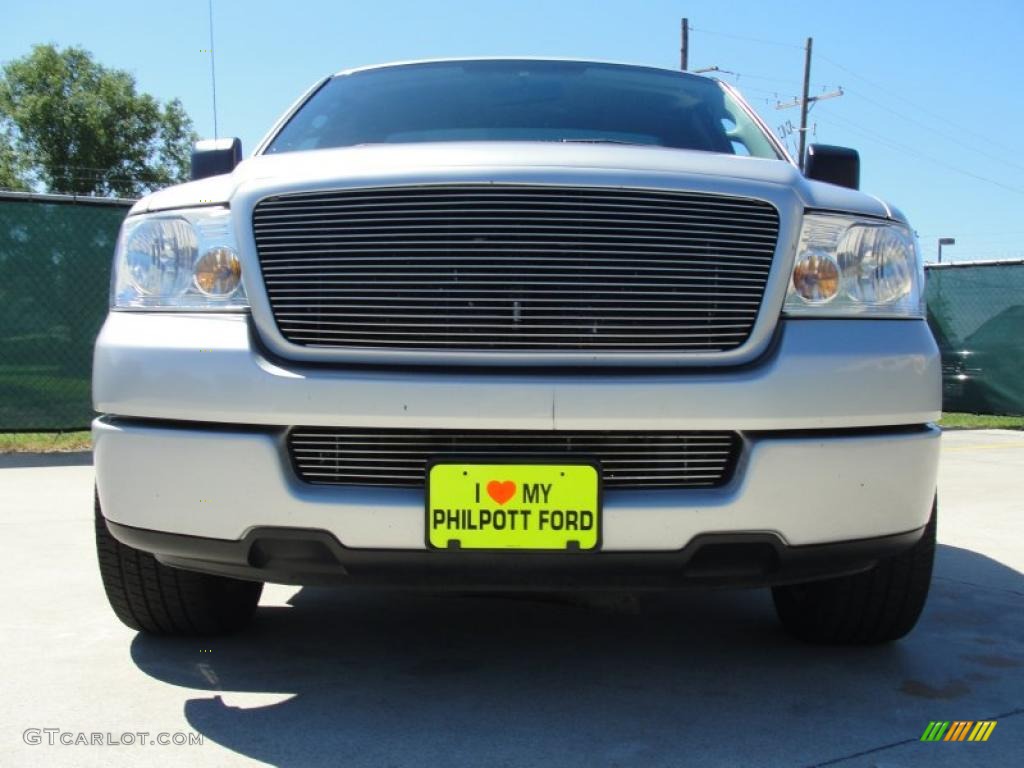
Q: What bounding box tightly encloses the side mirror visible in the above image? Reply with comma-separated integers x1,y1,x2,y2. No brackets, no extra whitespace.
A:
804,144,859,190
190,137,242,181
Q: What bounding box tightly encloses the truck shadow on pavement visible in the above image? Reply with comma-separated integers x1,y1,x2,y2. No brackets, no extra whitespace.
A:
130,544,1024,768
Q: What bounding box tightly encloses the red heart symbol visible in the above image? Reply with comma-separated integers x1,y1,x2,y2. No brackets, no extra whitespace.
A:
486,480,516,505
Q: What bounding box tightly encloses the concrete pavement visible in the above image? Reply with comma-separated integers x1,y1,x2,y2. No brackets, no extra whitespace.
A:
1,430,1022,767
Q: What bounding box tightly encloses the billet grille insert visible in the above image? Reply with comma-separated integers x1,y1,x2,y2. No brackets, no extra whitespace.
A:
288,428,741,490
253,184,780,352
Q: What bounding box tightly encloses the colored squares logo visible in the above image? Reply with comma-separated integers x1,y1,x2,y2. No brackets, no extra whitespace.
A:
920,721,997,742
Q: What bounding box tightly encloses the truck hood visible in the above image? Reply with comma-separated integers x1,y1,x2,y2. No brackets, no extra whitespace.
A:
132,142,892,218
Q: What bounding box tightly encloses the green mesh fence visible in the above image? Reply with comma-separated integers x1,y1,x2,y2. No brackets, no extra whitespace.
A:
1,193,1021,429
926,261,1024,416
0,193,132,430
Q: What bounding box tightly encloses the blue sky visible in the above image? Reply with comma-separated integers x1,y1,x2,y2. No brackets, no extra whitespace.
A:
6,0,1023,262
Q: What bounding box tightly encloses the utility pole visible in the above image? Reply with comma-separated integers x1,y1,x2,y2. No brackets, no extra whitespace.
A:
680,18,689,71
776,37,843,169
797,37,812,169
208,0,219,139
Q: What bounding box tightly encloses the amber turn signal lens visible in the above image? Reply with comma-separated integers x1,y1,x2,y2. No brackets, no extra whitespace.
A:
791,251,840,303
193,247,241,297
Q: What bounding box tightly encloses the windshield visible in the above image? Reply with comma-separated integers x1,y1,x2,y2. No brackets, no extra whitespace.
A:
264,60,782,159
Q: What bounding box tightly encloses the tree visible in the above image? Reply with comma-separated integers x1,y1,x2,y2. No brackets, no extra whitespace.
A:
0,125,29,190
0,44,197,197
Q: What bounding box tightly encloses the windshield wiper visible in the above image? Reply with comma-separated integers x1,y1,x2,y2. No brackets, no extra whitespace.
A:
557,138,654,146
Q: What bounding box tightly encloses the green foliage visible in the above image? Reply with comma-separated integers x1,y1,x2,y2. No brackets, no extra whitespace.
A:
0,430,91,453
0,125,29,190
939,412,1024,430
0,44,198,197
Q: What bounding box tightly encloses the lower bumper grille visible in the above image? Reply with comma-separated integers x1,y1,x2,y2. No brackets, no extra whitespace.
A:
288,428,741,490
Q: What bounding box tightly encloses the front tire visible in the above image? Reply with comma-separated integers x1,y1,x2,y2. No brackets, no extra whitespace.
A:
95,491,263,635
772,502,936,645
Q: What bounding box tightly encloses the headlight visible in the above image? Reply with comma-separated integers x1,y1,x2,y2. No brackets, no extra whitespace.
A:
784,213,923,318
111,207,248,310
193,247,242,297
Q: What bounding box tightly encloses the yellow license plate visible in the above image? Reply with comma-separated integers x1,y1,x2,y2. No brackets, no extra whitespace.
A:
427,462,601,551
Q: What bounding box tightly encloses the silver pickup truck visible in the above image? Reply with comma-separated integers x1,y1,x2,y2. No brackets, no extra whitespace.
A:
92,58,940,643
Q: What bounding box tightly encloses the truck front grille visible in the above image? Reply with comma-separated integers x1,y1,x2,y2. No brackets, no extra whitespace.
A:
288,428,741,490
252,184,779,353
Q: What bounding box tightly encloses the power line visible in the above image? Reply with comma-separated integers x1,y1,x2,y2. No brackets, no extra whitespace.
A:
815,52,1018,156
711,58,1024,182
687,26,803,50
838,86,1024,175
814,111,1024,196
685,27,1012,156
692,34,1018,163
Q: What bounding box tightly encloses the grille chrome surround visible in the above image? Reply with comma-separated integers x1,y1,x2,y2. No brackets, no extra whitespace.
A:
253,184,780,353
288,428,741,490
